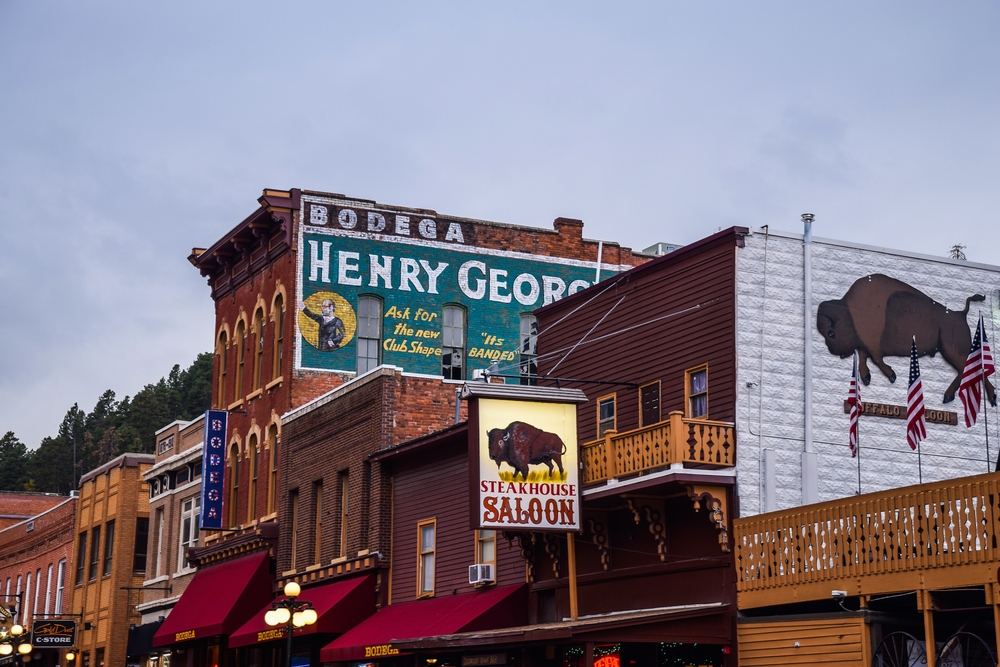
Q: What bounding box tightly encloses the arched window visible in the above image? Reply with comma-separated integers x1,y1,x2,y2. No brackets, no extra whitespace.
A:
234,320,246,401
228,443,240,528
247,434,258,522
267,424,279,515
217,330,228,408
442,305,465,380
357,295,382,374
253,308,265,391
272,294,285,381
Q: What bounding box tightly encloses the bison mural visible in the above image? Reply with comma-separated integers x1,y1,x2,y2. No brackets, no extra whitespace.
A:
816,274,996,406
487,421,567,481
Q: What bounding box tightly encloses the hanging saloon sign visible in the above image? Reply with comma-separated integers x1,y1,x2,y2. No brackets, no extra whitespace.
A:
464,383,588,532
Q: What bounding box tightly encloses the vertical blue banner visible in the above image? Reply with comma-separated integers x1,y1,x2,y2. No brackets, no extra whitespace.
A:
201,410,228,530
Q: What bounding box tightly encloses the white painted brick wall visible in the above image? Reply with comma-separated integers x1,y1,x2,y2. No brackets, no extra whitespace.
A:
735,229,1000,516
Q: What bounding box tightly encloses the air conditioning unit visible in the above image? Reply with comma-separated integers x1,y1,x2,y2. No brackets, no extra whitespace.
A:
468,563,494,585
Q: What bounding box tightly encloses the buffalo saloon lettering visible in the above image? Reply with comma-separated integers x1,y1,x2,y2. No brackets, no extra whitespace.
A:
843,400,958,425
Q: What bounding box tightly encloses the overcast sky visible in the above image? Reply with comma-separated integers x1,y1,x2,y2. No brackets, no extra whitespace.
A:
2,2,998,447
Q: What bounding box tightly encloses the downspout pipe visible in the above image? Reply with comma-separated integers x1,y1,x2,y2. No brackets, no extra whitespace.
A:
802,213,819,505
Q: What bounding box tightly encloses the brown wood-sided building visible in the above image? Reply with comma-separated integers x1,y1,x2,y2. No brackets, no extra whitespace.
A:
486,227,749,667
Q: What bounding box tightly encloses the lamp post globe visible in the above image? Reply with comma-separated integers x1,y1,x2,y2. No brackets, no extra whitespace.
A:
301,608,318,626
66,651,76,661
274,607,291,625
18,643,32,655
0,644,12,656
10,625,23,637
283,581,301,598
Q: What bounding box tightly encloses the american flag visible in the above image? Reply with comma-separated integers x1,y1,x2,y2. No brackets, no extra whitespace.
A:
906,337,927,451
848,352,861,457
958,312,996,427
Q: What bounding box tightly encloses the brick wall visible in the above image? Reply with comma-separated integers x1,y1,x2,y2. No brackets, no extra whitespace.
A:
0,492,66,530
69,454,153,667
278,369,463,581
0,496,76,626
198,188,651,553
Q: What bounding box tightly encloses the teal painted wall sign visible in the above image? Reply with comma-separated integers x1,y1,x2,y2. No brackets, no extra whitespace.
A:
295,198,627,376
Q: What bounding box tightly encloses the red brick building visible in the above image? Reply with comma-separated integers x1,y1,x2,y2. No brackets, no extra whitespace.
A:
0,493,76,667
153,187,647,665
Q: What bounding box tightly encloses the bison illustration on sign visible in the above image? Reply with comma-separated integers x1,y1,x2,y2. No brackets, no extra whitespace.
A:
487,421,567,481
816,274,996,406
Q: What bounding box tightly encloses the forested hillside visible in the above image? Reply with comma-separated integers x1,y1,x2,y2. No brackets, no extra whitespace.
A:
0,353,212,494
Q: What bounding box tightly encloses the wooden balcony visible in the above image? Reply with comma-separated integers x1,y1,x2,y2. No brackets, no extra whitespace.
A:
734,471,1000,609
580,411,735,485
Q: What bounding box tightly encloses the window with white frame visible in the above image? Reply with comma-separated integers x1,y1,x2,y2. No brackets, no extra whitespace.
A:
442,306,465,380
154,508,165,577
44,563,53,617
417,519,436,597
356,296,382,374
55,560,66,615
178,496,200,571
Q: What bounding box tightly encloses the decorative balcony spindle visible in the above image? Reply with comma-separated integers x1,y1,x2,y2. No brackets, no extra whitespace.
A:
580,413,735,484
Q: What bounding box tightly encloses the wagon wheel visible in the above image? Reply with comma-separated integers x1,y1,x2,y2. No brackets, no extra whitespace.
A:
873,631,928,667
937,631,996,667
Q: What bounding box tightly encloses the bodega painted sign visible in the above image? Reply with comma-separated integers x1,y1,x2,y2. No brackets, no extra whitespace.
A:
296,196,627,375
467,386,587,532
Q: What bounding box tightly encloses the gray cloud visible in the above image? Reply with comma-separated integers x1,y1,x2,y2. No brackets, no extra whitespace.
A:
2,1,999,445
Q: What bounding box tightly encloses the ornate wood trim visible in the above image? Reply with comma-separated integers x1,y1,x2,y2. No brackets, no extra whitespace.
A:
685,484,730,553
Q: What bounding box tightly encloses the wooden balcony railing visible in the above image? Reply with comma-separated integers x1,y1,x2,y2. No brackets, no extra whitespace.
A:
734,472,1000,608
580,411,735,485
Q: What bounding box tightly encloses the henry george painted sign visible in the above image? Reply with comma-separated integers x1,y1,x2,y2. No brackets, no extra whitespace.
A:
474,397,581,531
295,195,627,375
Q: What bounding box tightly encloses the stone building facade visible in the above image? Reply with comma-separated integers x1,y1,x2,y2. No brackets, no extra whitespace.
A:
735,228,1000,514
69,453,154,667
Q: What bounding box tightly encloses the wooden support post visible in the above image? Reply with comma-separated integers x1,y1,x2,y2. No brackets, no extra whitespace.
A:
991,584,1000,667
668,411,685,468
920,590,935,667
584,642,594,667
605,431,617,479
567,532,579,621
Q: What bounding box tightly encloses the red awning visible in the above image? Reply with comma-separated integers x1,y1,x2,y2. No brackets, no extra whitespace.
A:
228,573,377,648
153,550,273,647
321,584,527,663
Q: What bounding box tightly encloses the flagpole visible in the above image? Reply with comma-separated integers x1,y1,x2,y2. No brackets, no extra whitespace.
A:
855,351,862,495
979,313,992,472
918,438,923,484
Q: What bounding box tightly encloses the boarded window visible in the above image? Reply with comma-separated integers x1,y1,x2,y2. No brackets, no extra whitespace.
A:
640,381,661,426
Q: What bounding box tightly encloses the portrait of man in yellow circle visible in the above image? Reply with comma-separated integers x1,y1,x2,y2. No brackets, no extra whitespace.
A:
298,292,357,351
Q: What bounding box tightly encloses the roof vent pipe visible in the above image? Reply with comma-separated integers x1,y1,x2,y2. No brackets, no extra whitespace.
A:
801,213,818,505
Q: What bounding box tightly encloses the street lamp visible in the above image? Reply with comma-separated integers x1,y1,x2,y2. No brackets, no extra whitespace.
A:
0,623,34,663
264,581,317,667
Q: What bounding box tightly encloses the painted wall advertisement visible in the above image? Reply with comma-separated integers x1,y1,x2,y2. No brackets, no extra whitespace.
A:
296,197,622,375
200,410,227,530
476,398,580,531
